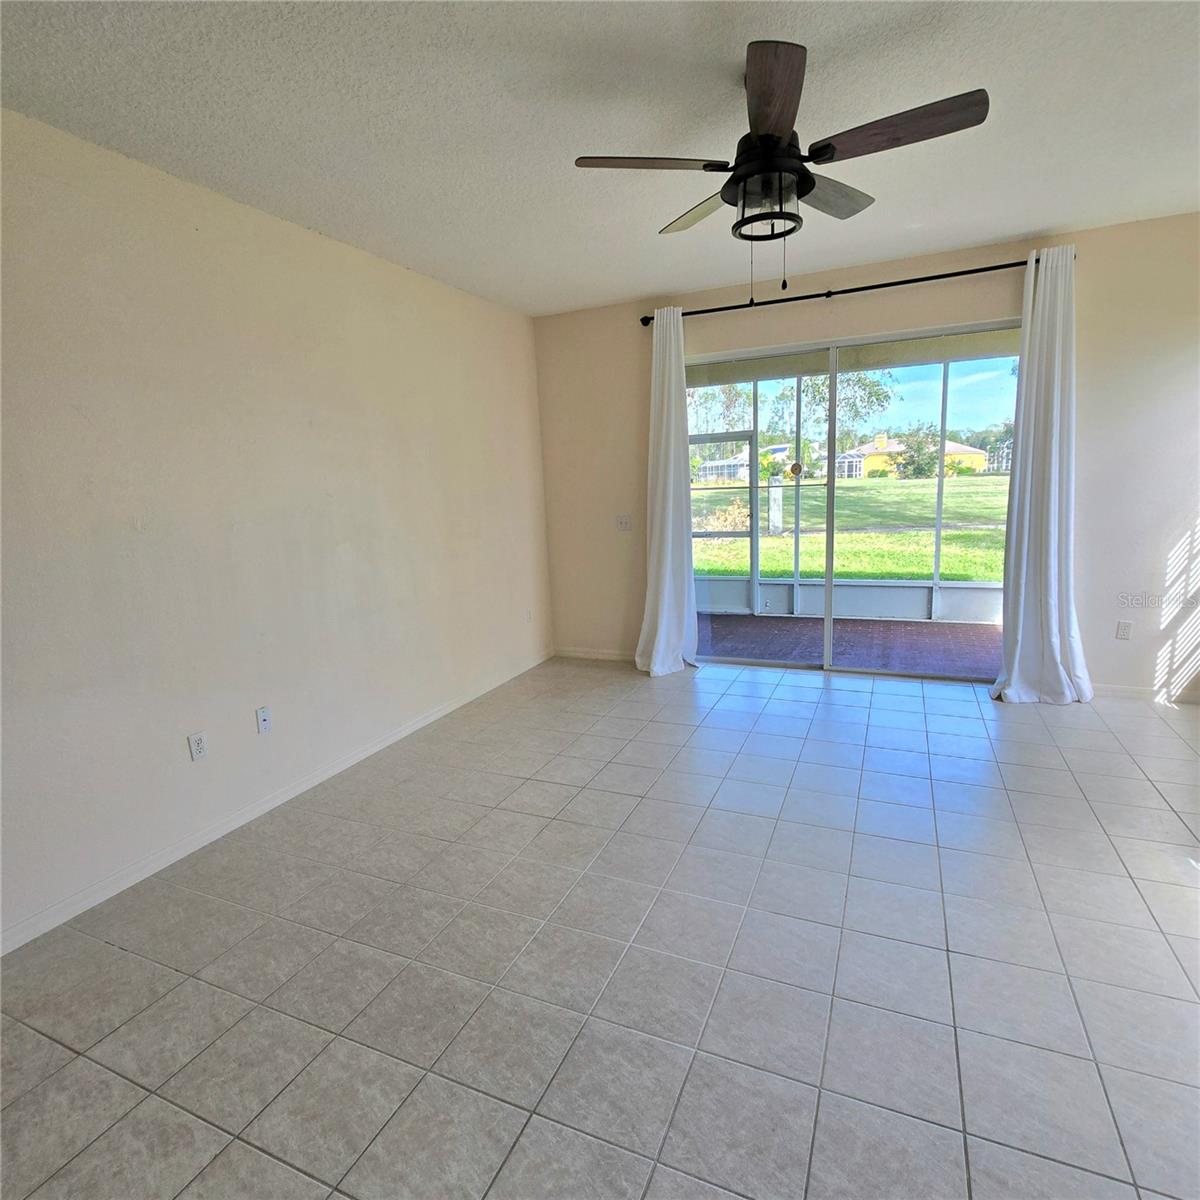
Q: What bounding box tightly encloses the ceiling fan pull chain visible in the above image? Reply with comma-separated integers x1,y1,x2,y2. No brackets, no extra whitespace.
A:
749,239,756,305
782,236,788,291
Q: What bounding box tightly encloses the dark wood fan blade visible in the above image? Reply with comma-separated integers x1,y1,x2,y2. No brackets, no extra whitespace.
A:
575,156,729,171
800,174,875,219
659,192,726,235
808,89,989,163
745,41,807,140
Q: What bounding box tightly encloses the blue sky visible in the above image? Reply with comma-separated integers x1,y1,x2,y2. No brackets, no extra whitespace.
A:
687,353,1019,441
867,355,1017,435
947,358,1019,430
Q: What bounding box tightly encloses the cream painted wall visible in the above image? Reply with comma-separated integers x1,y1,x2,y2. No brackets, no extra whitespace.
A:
2,112,554,947
534,213,1200,697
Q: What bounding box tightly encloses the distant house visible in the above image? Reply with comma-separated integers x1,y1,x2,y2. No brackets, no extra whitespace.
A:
835,431,988,479
694,443,791,482
987,439,1013,472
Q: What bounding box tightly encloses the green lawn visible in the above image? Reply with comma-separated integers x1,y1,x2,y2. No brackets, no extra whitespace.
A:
693,475,1008,581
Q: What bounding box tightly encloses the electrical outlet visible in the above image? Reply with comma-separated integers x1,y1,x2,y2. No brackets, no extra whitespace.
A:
1115,620,1132,641
255,706,272,734
187,732,208,760
616,514,633,532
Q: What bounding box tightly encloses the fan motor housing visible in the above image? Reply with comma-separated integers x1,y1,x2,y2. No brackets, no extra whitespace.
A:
718,133,816,208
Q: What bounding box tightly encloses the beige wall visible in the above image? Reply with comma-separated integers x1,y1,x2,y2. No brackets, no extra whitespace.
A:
534,213,1200,697
1,112,554,947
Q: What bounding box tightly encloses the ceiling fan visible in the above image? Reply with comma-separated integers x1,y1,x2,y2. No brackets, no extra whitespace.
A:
576,41,989,242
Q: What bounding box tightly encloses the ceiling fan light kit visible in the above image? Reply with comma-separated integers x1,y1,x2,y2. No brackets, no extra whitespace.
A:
575,39,989,247
732,165,802,242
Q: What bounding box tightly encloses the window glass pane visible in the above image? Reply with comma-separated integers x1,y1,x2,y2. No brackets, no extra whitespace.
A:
693,487,750,534
795,483,829,578
755,377,797,580
692,536,751,578
798,375,829,481
692,434,750,540
797,376,830,581
691,439,750,485
834,522,936,581
940,355,1017,582
686,384,751,436
756,377,795,453
834,348,941,582
758,482,792,578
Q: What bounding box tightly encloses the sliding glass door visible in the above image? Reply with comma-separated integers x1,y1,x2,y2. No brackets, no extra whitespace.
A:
686,323,1019,678
688,350,829,665
829,329,1019,674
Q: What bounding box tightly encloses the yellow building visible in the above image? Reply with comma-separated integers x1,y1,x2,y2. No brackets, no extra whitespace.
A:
836,431,988,478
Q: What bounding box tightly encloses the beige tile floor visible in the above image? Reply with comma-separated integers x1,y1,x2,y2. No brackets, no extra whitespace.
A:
2,658,1199,1199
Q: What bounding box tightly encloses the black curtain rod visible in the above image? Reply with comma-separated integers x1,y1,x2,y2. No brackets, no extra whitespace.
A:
637,257,1032,326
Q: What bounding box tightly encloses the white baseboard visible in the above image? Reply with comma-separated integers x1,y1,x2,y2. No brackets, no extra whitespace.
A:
1,647,555,955
554,646,637,663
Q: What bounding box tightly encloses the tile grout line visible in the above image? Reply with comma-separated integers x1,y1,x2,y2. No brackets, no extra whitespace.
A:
635,776,779,1200
331,829,599,1197
799,840,852,1199
1031,699,1200,1192
30,770,1200,1012
1010,811,1141,1190
6,662,1197,1198
31,882,1198,1113
20,805,1200,1068
318,678,735,1199
476,806,692,1200
933,775,975,1200
227,669,656,1200
170,782,1196,942
31,1090,205,1199
1058,730,1200,1003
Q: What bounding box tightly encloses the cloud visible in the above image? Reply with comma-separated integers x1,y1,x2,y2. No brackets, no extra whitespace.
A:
951,368,1007,387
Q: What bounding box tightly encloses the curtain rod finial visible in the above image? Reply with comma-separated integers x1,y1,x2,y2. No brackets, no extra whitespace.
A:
640,315,653,326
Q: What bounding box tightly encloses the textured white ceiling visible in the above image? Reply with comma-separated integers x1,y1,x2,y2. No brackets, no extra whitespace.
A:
3,2,1197,315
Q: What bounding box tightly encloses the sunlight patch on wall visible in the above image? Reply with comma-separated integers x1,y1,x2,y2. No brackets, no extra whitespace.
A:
1154,518,1200,703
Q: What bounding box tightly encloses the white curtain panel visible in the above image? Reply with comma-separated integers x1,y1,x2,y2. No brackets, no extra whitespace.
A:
635,306,698,676
992,245,1094,704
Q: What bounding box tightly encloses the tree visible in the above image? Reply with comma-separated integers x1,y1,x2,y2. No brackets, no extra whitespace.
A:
758,450,786,481
980,419,1015,455
753,372,896,437
809,371,896,428
947,420,1013,456
888,422,941,478
687,370,897,458
686,383,752,435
